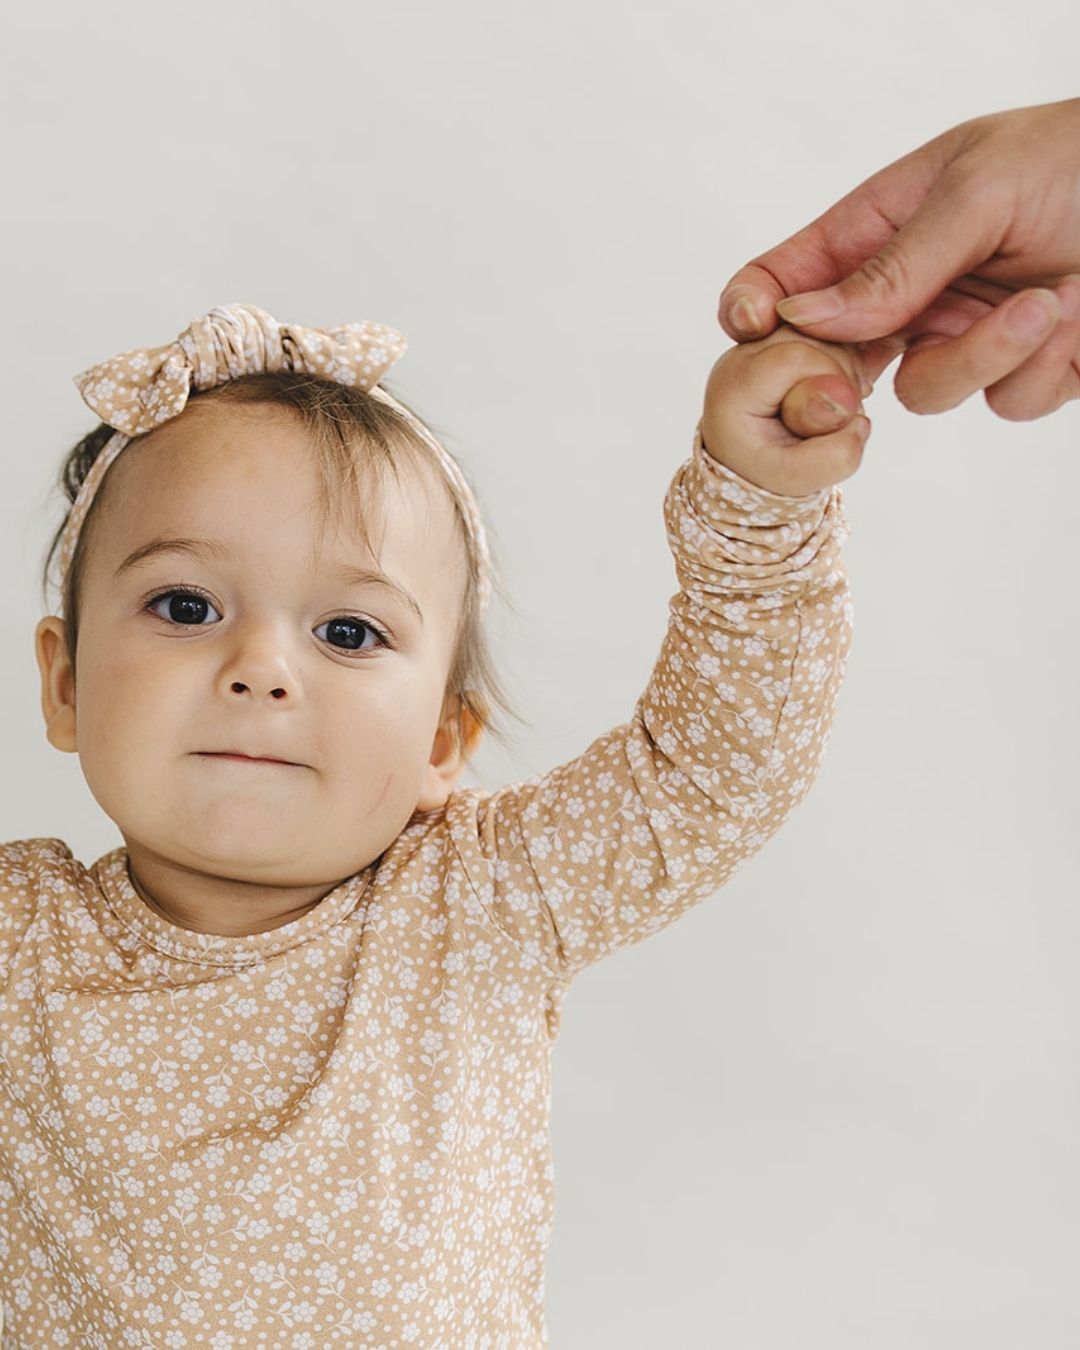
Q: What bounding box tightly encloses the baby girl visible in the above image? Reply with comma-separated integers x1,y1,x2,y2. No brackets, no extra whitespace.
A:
1,302,867,1347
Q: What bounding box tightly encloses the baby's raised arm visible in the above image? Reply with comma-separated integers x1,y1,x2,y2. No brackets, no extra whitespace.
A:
444,328,868,994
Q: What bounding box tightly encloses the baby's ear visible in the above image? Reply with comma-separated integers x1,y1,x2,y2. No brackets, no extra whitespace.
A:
454,699,487,763
34,616,78,753
414,697,488,813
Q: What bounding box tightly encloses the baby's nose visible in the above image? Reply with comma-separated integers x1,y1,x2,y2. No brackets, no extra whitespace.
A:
230,680,289,700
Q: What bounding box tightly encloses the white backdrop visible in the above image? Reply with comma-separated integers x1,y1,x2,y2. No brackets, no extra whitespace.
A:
1,3,1078,1346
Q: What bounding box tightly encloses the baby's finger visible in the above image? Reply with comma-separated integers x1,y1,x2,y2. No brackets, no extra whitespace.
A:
779,373,862,439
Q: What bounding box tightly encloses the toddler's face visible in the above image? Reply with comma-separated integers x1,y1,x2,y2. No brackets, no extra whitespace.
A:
35,400,476,934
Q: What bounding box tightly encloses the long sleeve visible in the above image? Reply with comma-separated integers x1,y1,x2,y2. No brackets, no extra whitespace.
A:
448,417,854,986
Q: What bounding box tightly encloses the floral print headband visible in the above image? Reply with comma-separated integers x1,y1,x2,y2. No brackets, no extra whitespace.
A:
60,302,493,613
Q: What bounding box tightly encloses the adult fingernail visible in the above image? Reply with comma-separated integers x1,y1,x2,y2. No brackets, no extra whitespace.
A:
731,296,763,335
776,288,846,325
723,287,764,335
1005,289,1062,341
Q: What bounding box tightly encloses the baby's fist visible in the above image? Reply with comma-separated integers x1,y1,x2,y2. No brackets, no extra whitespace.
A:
702,327,871,497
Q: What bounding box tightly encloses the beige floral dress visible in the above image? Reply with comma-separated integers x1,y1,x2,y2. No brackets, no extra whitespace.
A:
0,420,853,1348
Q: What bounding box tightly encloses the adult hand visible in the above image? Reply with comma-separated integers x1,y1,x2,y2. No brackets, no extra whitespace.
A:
717,98,1080,420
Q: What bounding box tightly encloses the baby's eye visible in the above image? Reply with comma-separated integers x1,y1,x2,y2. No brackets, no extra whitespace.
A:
147,590,220,626
144,589,390,655
313,616,388,653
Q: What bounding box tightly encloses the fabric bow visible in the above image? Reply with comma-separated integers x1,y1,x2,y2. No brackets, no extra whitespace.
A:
73,302,408,435
59,301,494,619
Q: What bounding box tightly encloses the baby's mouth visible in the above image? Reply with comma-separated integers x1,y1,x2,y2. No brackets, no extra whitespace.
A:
196,751,300,767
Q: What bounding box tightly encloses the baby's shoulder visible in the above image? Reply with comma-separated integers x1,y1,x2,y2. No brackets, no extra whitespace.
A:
0,837,80,920
0,838,80,980
0,836,76,889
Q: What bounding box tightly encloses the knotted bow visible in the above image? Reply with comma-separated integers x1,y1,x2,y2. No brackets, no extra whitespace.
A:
57,302,492,615
73,302,408,436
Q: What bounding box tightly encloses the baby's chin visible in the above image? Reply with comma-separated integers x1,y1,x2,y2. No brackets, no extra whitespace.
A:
120,826,357,888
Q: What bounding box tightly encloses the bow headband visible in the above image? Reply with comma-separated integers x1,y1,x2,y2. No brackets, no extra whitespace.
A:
59,302,492,614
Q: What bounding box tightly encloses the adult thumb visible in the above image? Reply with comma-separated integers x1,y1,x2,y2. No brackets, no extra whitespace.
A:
773,172,1000,342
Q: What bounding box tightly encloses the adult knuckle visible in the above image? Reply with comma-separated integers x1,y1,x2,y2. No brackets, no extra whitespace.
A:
856,243,913,304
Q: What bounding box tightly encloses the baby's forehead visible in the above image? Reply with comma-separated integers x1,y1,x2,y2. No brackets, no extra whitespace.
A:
94,398,467,596
121,398,450,520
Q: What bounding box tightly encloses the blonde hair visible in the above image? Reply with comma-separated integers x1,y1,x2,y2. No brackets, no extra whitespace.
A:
40,370,527,760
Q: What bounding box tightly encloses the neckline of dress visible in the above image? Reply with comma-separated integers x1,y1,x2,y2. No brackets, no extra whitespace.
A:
92,847,375,967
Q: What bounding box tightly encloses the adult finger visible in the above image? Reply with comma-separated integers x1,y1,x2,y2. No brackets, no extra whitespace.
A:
983,276,1080,420
719,275,787,342
719,126,964,342
773,166,1005,343
892,287,1064,414
851,279,1007,389
719,196,900,341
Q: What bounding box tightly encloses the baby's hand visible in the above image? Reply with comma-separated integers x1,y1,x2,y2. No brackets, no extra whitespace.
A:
702,326,872,496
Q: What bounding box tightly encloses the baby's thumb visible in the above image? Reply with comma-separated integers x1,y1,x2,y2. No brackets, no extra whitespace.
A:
778,373,862,439
773,174,999,342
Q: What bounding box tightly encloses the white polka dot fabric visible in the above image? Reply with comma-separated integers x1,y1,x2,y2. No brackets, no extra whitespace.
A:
0,422,853,1347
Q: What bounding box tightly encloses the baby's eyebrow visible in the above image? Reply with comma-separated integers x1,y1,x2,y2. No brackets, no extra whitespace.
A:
113,536,424,627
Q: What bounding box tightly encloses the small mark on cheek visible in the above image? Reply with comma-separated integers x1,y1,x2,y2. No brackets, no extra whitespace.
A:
374,771,393,810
